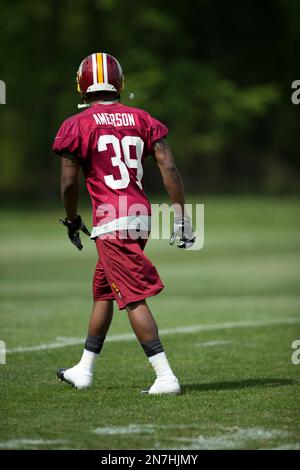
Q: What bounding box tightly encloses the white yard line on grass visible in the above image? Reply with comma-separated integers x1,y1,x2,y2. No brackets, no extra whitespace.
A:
196,340,234,347
0,439,68,449
93,424,196,436
170,427,289,450
271,443,300,450
6,317,300,354
91,425,290,450
93,425,156,435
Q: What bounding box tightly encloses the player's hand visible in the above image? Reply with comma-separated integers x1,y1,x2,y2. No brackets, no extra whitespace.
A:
170,216,195,249
59,215,91,251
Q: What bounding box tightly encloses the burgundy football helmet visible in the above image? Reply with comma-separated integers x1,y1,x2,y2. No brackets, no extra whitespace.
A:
76,53,124,98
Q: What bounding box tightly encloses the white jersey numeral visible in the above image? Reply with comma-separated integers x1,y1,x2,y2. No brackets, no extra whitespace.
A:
98,135,129,190
98,135,144,190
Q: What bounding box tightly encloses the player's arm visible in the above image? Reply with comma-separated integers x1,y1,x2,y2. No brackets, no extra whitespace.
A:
59,153,90,250
152,138,195,249
152,138,185,216
61,153,80,222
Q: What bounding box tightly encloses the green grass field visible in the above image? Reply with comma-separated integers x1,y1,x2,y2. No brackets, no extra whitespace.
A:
0,197,300,450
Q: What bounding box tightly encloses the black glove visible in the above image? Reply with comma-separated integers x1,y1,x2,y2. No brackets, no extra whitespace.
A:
170,216,196,249
59,215,91,251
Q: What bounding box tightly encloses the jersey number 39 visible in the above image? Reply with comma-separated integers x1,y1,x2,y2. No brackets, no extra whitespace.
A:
97,135,144,190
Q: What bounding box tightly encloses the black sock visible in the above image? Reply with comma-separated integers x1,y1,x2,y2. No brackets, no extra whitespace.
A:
85,335,105,354
141,339,164,358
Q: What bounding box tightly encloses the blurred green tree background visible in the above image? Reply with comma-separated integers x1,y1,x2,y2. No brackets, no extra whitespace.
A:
0,0,299,201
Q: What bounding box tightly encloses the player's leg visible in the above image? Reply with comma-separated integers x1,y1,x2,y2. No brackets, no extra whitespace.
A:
57,300,113,389
126,300,180,395
57,254,115,389
88,299,114,337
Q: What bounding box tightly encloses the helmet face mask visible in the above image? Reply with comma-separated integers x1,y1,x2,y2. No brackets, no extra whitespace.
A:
76,53,124,102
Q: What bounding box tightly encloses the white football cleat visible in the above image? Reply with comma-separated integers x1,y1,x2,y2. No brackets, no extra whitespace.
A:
143,376,181,395
57,365,93,389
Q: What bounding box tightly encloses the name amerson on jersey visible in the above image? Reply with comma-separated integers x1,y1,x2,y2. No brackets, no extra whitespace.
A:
93,112,135,127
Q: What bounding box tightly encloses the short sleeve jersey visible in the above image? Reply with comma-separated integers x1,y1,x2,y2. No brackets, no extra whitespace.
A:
53,102,168,231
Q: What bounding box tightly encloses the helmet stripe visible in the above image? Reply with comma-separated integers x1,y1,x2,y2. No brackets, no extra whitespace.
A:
96,53,104,83
92,53,97,84
78,60,83,77
102,53,108,83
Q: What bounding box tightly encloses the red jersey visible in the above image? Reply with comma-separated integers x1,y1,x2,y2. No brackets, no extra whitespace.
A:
53,102,168,237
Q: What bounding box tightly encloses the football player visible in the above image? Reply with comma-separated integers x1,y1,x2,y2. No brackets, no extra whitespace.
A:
53,53,195,394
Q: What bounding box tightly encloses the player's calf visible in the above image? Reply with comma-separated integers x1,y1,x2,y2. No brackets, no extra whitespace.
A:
127,300,181,395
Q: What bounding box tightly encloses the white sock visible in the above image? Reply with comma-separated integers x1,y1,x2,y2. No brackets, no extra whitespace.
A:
77,349,98,374
148,352,176,380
